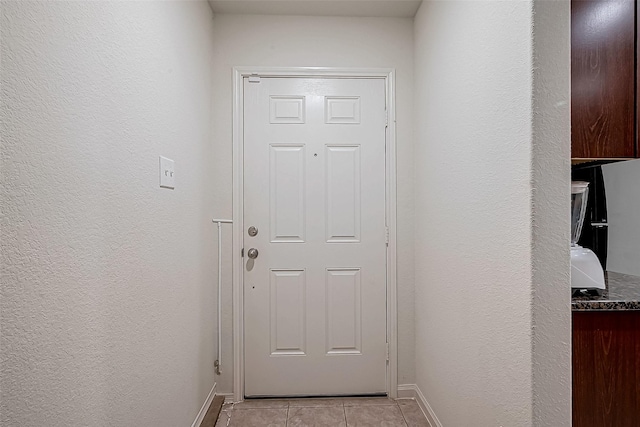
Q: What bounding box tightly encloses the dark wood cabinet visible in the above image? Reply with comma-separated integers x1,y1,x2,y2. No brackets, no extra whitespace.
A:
571,0,637,159
573,311,640,426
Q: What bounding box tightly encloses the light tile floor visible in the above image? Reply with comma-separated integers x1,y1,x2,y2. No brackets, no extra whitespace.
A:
215,397,430,427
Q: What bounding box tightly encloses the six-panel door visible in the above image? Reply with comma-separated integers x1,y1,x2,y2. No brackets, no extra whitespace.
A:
243,77,388,397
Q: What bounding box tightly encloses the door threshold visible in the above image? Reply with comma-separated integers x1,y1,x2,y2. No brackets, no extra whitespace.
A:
244,393,388,400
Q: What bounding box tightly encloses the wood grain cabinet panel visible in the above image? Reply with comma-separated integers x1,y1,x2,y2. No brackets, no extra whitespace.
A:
571,0,636,159
573,312,640,426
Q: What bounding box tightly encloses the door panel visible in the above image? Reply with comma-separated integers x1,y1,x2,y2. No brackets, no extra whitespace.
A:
269,269,306,355
244,77,387,397
269,144,306,243
326,145,361,243
326,268,362,355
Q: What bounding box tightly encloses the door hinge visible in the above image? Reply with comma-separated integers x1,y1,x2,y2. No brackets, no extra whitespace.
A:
385,343,390,361
248,74,261,83
385,227,389,245
241,248,245,257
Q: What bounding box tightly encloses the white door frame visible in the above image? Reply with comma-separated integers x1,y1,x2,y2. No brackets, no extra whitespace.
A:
232,67,398,402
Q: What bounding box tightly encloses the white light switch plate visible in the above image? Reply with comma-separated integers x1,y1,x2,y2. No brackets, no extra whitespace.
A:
159,156,175,189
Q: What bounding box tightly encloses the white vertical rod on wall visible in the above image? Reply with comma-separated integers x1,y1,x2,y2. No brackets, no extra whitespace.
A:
212,218,232,375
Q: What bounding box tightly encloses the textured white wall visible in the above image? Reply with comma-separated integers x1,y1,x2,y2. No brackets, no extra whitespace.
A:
531,0,572,424
0,2,217,426
413,0,570,425
210,14,415,393
602,159,640,277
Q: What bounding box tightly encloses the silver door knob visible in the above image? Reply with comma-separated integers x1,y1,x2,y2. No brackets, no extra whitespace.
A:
247,248,259,259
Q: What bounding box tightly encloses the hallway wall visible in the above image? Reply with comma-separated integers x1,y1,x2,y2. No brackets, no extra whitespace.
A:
530,1,572,423
210,14,415,393
412,0,571,425
0,2,217,426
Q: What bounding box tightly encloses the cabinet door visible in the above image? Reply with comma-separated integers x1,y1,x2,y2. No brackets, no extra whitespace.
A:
571,0,636,159
572,312,640,426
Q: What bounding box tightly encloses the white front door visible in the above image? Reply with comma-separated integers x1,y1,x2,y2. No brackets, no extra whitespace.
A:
243,77,387,397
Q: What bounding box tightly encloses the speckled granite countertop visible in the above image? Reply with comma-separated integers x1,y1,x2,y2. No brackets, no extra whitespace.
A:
572,271,640,311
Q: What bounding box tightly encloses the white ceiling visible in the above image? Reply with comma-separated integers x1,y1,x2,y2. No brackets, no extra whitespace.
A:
208,0,422,18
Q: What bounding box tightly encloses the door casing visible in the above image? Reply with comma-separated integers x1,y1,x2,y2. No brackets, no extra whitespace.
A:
231,67,398,402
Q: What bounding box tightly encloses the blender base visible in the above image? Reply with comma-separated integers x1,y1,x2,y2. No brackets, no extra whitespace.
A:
571,246,606,291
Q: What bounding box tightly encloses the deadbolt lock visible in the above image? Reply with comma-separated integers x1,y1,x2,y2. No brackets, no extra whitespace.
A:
248,226,258,237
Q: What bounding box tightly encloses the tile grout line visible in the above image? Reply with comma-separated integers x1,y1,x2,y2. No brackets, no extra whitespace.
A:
396,402,416,427
342,402,347,427
285,402,289,427
396,402,410,427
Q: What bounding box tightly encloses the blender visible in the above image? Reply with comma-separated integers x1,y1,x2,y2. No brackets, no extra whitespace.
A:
571,181,606,291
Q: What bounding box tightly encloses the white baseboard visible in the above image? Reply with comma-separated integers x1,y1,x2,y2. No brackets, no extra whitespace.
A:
396,384,443,427
397,383,418,399
191,382,217,427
